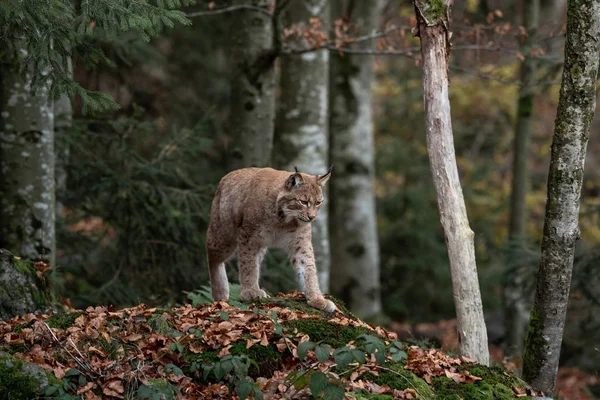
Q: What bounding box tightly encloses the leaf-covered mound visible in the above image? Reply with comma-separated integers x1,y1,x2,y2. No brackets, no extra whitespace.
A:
0,292,541,399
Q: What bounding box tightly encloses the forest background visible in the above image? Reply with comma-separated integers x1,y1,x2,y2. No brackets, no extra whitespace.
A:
1,0,599,396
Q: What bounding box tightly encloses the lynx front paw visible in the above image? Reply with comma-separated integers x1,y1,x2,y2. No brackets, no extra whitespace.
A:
239,288,268,302
307,297,337,313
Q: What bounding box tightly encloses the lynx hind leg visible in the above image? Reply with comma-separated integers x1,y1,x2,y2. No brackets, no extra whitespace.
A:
206,231,235,302
238,243,268,301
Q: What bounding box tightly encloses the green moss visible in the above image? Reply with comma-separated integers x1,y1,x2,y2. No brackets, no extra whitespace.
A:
230,341,283,378
361,362,435,400
13,321,34,333
431,364,527,399
12,257,36,275
259,295,356,320
0,353,45,399
46,311,84,330
417,0,446,22
147,313,181,337
522,306,546,382
460,364,526,389
282,319,374,348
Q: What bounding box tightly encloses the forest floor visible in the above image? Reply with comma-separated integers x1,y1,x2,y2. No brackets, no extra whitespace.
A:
0,292,547,400
391,319,599,400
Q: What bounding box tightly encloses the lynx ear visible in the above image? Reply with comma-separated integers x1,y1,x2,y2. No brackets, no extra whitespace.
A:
317,166,332,186
286,172,304,190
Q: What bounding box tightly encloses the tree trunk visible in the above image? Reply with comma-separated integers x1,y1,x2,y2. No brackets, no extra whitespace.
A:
415,0,489,365
227,0,276,170
328,0,383,319
522,0,600,395
0,60,56,267
275,0,331,291
504,0,540,357
54,58,72,221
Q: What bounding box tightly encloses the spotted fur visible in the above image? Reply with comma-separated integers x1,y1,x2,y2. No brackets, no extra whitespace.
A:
206,167,336,312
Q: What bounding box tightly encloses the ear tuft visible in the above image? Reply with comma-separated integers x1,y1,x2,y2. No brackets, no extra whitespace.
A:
317,165,332,186
286,173,304,190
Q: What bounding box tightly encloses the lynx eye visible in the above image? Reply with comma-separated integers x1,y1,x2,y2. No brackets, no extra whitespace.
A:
299,200,309,207
316,199,323,206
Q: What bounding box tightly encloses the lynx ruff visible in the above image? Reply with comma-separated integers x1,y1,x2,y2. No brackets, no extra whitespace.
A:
206,167,336,313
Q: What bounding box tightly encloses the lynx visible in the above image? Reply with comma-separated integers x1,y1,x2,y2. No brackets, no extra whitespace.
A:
206,167,336,313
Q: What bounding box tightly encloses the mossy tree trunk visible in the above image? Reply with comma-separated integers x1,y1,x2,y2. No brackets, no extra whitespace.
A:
275,0,331,291
522,0,600,395
0,57,56,267
504,0,539,357
227,0,276,170
328,0,383,319
414,0,489,365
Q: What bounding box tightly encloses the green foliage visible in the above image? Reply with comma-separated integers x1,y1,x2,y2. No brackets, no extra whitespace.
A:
136,379,178,400
185,284,242,306
57,112,216,308
0,0,194,113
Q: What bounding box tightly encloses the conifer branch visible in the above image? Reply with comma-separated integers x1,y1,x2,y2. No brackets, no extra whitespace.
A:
186,4,273,18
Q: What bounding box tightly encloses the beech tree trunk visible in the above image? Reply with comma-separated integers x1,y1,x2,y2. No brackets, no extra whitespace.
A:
54,58,72,221
522,0,600,394
504,0,540,357
275,0,331,291
227,0,276,170
0,60,56,267
328,0,383,319
415,0,489,365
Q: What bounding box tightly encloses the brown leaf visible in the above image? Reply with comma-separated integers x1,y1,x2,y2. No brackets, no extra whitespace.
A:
444,369,463,383
102,380,124,398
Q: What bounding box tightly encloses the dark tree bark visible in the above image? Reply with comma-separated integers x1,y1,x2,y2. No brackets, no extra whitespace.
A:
414,0,489,365
522,0,600,395
504,0,540,357
275,0,331,291
328,0,383,319
227,0,276,170
0,59,56,267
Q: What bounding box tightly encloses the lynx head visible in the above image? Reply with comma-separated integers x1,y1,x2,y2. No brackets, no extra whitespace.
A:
277,167,331,223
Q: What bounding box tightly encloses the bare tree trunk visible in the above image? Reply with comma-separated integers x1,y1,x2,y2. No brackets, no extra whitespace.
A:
522,0,600,395
504,0,540,357
414,0,489,365
275,0,330,291
0,60,56,266
54,59,72,221
328,0,383,319
227,0,276,170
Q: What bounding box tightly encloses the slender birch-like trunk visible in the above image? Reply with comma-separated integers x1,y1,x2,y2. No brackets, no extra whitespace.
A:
275,0,331,291
54,57,73,221
227,0,276,170
0,60,56,266
414,0,489,365
522,0,600,394
328,0,383,319
504,0,540,357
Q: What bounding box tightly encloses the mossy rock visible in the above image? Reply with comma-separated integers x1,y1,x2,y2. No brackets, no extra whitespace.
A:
0,351,60,399
282,319,374,348
361,362,435,400
431,364,531,400
0,250,62,321
259,295,355,319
